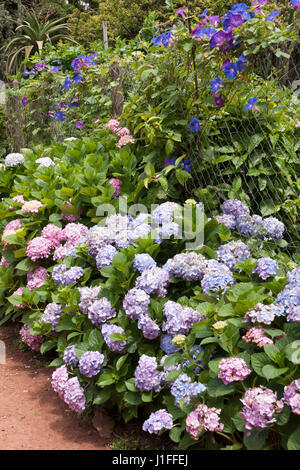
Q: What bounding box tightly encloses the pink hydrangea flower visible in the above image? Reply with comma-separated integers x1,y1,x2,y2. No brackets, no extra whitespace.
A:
41,224,64,249
218,357,251,384
116,127,130,137
284,379,300,415
20,324,43,351
241,386,284,430
107,119,120,132
21,200,43,214
242,326,274,347
108,178,123,198
117,135,135,148
12,195,25,204
26,237,53,261
61,223,88,246
186,404,224,439
27,266,48,290
0,257,12,268
53,245,68,261
13,287,25,309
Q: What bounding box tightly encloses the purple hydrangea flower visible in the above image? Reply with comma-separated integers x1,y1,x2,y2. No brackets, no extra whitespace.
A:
51,365,69,399
63,345,79,367
96,244,117,269
253,257,279,280
243,303,277,325
217,240,251,271
242,326,274,347
262,217,285,241
86,226,115,257
123,288,150,320
78,286,101,314
163,252,206,281
133,253,157,273
201,271,235,295
236,214,263,238
20,324,43,351
240,386,284,429
63,377,86,414
142,409,173,434
135,355,162,392
218,357,251,384
40,302,62,331
137,314,161,340
284,379,300,415
222,199,250,218
214,214,236,229
136,267,169,297
101,323,126,354
88,298,116,327
79,351,104,377
162,301,207,336
152,202,181,225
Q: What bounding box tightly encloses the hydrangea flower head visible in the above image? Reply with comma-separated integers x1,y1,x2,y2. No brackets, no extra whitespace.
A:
79,351,104,377
284,380,300,415
63,345,79,367
5,153,24,167
27,266,47,291
186,404,224,439
241,386,284,429
101,323,126,354
123,288,150,320
20,324,43,351
143,409,173,434
21,200,43,214
253,257,279,280
135,355,162,392
218,357,251,384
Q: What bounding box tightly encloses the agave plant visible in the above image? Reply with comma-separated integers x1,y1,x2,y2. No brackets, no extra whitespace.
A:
3,11,78,75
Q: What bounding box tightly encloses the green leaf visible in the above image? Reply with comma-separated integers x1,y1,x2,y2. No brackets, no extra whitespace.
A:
248,134,264,154
285,340,300,364
165,139,174,156
169,427,182,443
287,426,300,450
88,329,104,350
116,354,128,371
97,372,116,387
262,364,288,381
251,353,272,377
124,391,142,406
141,392,152,402
243,429,268,450
93,388,111,404
206,377,235,397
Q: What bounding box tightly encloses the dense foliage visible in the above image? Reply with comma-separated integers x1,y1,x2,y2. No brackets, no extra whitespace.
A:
0,0,300,451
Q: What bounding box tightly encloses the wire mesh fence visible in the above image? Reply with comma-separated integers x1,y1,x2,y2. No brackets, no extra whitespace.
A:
186,46,300,255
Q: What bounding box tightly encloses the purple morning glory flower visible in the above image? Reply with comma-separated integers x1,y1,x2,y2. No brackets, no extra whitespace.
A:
290,0,300,8
21,96,28,106
214,93,224,107
229,13,244,27
75,121,84,129
175,7,186,17
210,77,222,93
54,111,66,121
23,69,30,77
189,118,201,132
64,77,72,89
265,10,280,21
244,97,258,110
224,62,238,79
208,16,220,26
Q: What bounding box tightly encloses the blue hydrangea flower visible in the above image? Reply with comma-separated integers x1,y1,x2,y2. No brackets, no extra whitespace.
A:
101,323,126,354
171,373,206,406
253,257,279,280
137,314,161,340
160,335,179,355
135,355,162,392
123,288,150,320
217,240,251,271
87,298,116,327
222,199,249,218
133,253,157,273
262,217,285,241
201,271,235,295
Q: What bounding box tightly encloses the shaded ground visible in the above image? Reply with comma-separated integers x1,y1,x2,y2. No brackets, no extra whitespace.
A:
0,323,174,451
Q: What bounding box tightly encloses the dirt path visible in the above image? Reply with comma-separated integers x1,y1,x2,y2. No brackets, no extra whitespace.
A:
0,324,109,450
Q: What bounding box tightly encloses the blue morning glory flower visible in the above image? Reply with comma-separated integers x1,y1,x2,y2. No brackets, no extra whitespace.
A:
189,118,201,132
236,53,247,71
72,73,82,84
224,62,238,79
54,111,66,121
199,8,208,18
244,97,258,110
210,77,223,93
64,77,72,89
265,10,280,21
